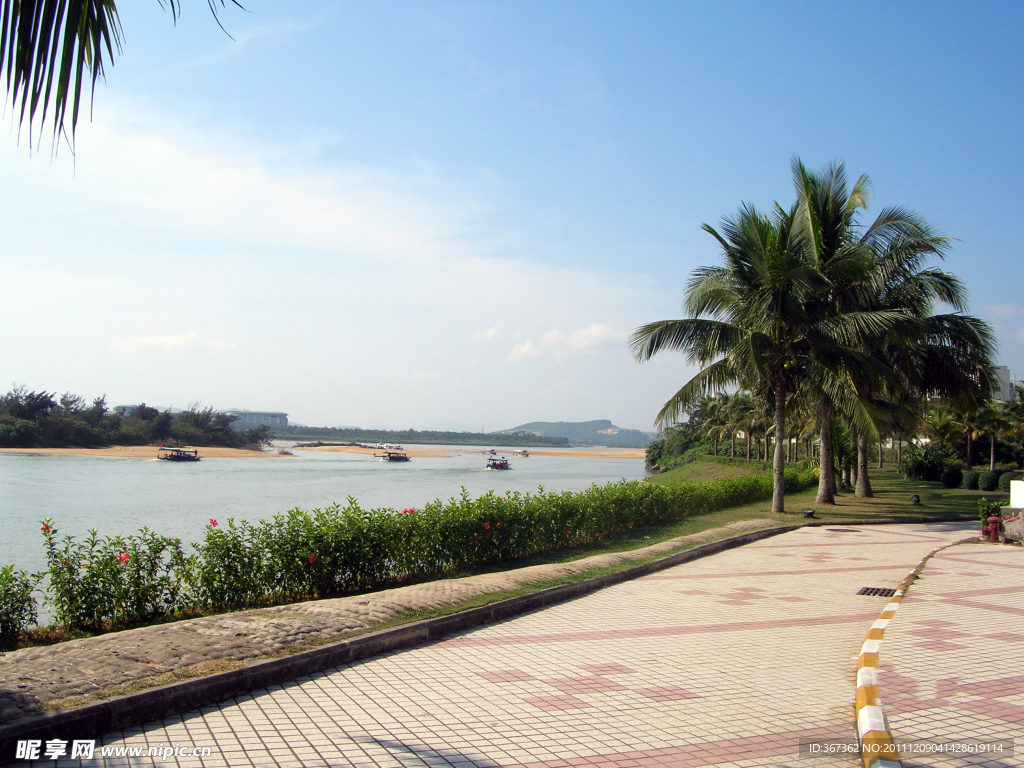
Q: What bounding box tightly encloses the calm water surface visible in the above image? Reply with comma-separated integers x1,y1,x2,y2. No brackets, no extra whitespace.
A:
0,444,646,574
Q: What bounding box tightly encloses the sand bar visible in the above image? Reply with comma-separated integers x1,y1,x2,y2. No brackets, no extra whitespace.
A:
0,446,281,459
298,445,645,459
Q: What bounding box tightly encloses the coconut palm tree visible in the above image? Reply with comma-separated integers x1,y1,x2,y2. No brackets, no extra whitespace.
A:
1,1,240,148
790,158,995,500
923,406,961,448
630,202,877,514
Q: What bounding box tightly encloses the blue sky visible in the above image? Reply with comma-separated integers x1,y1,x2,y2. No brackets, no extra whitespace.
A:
1,1,1021,430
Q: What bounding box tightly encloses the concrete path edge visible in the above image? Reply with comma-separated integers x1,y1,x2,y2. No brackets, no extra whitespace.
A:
0,515,972,761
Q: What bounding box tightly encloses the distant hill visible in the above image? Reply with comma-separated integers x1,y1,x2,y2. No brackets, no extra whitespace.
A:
500,420,651,448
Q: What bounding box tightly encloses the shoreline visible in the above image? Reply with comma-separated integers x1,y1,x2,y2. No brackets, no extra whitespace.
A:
0,445,646,460
0,446,281,459
298,445,646,459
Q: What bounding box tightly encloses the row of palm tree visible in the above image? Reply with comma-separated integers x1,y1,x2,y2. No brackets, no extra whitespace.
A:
631,159,997,514
682,389,1023,480
923,398,1024,472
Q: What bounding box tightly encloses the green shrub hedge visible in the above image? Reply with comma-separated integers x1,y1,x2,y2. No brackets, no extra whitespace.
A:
8,470,818,634
962,471,980,490
0,566,38,643
998,472,1019,492
941,467,963,489
979,472,999,492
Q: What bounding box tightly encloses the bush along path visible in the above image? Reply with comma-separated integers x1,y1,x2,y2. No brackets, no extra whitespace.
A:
2,469,818,639
0,519,782,725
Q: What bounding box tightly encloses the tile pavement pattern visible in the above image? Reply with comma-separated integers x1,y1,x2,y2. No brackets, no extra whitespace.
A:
0,521,778,723
35,523,980,768
879,543,1024,768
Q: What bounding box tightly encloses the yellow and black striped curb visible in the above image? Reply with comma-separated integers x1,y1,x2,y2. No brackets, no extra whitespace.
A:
854,540,971,768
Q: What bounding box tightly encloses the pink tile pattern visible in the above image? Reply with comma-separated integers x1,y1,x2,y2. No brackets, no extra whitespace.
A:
881,543,1024,767
75,522,978,767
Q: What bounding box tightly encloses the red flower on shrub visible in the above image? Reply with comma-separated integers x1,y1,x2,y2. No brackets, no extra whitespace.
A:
565,528,570,534
41,522,52,534
209,519,218,527
497,521,503,527
403,508,416,514
484,522,491,530
474,537,480,543
309,555,316,563
117,553,131,564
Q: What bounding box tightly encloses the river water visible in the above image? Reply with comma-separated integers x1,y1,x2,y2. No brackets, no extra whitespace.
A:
0,444,646,575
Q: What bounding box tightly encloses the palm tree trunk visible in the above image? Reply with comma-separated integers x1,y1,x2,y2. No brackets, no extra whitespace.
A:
816,404,836,504
877,441,883,469
731,433,736,458
966,433,973,470
746,433,751,461
897,437,902,465
856,433,874,498
990,433,996,472
772,388,786,515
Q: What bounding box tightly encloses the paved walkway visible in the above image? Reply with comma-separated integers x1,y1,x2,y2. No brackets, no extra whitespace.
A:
881,541,1024,768
0,521,776,723
38,521,980,768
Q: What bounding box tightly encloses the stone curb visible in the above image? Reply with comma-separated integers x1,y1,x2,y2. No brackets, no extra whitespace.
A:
853,538,970,768
0,524,796,762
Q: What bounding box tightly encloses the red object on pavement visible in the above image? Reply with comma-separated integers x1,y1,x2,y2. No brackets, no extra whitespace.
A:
986,514,1003,542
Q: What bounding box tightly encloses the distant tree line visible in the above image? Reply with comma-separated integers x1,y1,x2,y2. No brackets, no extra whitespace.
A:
0,387,273,450
274,425,569,447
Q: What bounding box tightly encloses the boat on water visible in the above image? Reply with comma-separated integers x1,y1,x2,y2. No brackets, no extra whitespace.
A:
374,450,410,462
514,449,530,457
486,456,510,470
157,447,201,462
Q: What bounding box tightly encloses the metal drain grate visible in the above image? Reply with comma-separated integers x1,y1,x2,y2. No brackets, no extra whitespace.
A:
858,587,896,597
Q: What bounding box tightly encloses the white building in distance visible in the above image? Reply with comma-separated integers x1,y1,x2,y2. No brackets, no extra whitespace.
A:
992,366,1013,402
221,409,289,430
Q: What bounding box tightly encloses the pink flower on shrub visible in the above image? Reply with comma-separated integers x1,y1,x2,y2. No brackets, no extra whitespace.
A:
309,555,316,563
41,522,52,534
403,508,416,514
484,522,491,530
209,519,218,527
117,553,131,564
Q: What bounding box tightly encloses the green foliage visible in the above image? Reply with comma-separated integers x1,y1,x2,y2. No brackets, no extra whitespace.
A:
998,472,1019,492
0,566,39,642
962,471,980,490
978,472,999,492
41,520,192,632
898,444,959,482
37,471,818,622
978,497,1003,527
940,467,963,489
0,389,272,449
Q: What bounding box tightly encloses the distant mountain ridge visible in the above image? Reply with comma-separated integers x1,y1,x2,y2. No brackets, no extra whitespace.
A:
500,420,651,448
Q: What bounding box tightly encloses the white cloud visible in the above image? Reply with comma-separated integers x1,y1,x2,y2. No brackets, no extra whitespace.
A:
507,323,622,362
987,304,1024,317
566,323,622,350
473,324,504,341
110,331,236,354
507,340,542,362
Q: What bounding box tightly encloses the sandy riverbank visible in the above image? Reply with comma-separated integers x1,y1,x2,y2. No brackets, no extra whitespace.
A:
0,446,282,459
298,445,645,459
